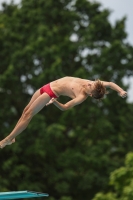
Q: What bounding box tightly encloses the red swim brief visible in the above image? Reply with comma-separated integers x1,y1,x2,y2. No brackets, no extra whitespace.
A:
40,83,57,98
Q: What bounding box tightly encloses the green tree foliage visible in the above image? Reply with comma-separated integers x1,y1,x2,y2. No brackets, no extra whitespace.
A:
0,0,133,200
93,152,133,200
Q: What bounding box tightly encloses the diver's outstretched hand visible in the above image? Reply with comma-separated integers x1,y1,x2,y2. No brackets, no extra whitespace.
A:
119,91,127,98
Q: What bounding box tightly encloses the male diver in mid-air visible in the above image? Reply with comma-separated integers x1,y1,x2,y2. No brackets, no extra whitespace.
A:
0,76,127,148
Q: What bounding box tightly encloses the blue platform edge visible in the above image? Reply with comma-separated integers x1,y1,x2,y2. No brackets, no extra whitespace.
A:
0,191,49,199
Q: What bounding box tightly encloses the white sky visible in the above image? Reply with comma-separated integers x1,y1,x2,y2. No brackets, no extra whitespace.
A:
0,0,133,102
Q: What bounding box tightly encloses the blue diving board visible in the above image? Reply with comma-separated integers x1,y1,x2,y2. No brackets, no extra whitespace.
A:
0,191,49,199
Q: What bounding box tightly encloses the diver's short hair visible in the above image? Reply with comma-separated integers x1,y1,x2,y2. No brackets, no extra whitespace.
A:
92,80,108,100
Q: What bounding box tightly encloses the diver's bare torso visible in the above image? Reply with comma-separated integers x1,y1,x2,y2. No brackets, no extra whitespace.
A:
50,76,93,98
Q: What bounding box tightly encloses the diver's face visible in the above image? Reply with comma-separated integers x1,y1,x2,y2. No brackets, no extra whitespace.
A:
87,83,95,97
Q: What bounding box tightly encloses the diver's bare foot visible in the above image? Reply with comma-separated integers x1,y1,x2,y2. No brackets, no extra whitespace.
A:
0,138,15,149
7,138,15,145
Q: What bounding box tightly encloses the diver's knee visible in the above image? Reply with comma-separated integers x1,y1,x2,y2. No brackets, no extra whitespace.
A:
23,109,33,121
23,106,30,113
